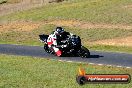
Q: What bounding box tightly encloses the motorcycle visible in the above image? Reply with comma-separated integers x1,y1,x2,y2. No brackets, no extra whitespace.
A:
39,33,90,58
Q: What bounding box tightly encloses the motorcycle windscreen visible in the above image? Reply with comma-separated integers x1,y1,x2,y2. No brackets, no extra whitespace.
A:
39,34,49,42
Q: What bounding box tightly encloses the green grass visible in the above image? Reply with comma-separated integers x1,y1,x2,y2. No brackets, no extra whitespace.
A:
0,54,132,88
0,0,132,24
0,0,7,4
87,44,132,54
0,0,6,2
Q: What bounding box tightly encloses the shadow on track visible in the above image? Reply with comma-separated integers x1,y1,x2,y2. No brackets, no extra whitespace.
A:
89,55,104,58
61,54,103,58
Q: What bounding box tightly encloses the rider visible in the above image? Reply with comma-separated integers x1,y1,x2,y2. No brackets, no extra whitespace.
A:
47,27,72,56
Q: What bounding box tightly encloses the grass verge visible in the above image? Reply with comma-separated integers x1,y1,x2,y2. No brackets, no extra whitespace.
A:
87,44,132,54
0,54,132,88
0,0,132,24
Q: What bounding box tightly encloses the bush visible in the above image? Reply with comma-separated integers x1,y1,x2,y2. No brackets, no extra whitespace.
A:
0,0,7,4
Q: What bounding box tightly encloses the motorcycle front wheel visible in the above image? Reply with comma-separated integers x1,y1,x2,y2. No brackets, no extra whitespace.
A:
44,44,53,54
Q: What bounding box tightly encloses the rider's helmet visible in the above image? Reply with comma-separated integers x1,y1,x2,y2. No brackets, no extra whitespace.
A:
55,27,64,35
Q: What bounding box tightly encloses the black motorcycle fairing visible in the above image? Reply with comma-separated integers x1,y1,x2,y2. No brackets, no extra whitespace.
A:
56,31,70,45
68,35,81,49
56,35,82,56
39,34,49,42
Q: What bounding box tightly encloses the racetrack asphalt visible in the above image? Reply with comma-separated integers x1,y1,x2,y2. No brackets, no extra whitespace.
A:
0,44,132,67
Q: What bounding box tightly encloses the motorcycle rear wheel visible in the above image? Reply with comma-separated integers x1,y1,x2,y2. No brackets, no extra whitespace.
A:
78,46,90,58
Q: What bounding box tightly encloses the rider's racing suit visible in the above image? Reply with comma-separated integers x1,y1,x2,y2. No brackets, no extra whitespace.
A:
47,31,72,56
